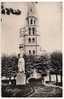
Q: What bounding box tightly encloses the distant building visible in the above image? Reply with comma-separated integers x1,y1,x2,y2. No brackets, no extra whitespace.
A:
28,68,42,86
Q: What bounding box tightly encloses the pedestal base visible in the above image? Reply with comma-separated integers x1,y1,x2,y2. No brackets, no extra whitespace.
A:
16,72,26,85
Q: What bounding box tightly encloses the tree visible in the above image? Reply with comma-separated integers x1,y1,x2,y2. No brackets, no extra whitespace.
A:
1,55,8,77
39,54,52,74
50,51,62,84
1,55,18,80
24,55,34,78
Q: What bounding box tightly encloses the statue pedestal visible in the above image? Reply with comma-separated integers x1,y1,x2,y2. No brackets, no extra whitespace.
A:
16,72,26,85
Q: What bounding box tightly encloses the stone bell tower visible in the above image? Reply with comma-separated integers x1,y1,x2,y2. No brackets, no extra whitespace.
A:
24,2,39,55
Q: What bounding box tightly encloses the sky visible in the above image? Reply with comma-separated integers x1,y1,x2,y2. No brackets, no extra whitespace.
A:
1,2,62,55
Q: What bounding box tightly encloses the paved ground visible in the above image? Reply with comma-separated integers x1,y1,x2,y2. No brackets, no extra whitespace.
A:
2,84,62,97
2,84,33,97
29,85,62,97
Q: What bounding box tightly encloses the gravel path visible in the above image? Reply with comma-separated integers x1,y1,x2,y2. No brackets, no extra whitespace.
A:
2,84,62,97
29,85,62,97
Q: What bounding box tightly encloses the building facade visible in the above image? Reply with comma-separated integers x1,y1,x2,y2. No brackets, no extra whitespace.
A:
19,2,40,56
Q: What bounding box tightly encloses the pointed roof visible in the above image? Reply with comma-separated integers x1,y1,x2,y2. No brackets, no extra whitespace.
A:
27,2,37,17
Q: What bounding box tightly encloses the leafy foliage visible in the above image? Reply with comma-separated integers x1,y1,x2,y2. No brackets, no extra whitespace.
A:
1,55,18,78
24,51,62,78
1,51,62,80
50,51,62,74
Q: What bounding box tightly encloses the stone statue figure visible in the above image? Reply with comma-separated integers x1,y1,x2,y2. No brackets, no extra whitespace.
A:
18,54,25,73
16,53,26,85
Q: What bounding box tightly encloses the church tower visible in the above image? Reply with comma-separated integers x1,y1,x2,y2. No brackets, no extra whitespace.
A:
24,2,39,55
19,2,39,56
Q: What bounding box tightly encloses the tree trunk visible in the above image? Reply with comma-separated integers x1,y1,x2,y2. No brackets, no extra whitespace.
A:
60,73,62,86
56,74,58,84
49,72,51,82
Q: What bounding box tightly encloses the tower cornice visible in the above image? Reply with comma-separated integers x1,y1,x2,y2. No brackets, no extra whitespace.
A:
26,16,37,20
24,34,40,36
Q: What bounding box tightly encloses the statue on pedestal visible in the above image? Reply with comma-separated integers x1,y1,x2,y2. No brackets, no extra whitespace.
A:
16,53,26,85
18,54,25,73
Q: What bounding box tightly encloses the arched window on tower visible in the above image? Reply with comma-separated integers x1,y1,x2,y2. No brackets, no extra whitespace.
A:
32,38,35,43
28,38,31,43
32,27,35,35
29,28,31,35
34,20,35,24
31,19,33,24
33,50,35,55
29,50,31,55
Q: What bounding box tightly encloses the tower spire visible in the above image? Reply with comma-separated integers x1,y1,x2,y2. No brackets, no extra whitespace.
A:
27,2,37,17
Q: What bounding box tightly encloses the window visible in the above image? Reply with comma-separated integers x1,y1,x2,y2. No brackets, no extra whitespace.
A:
30,8,32,12
33,50,35,55
31,19,33,24
28,38,31,43
32,28,35,35
29,28,31,35
29,50,31,55
32,38,35,42
34,20,35,24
